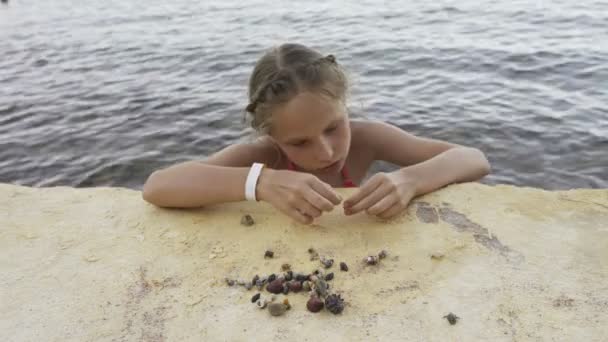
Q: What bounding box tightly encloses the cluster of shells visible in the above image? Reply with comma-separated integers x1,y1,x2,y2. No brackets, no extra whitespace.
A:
225,247,390,317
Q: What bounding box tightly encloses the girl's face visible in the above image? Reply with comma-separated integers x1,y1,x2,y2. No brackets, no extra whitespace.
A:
269,91,351,174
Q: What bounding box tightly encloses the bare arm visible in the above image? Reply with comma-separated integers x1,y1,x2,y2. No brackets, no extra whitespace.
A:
142,141,279,208
344,121,491,217
367,121,491,193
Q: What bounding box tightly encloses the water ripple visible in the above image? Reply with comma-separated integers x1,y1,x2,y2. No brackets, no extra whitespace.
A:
0,0,606,189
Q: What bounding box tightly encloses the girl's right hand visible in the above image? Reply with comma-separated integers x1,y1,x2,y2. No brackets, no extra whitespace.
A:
256,168,342,224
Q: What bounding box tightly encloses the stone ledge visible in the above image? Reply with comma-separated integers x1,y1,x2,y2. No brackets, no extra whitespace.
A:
1,183,607,341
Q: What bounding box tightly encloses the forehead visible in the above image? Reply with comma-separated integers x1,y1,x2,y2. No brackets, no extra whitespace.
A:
270,92,344,141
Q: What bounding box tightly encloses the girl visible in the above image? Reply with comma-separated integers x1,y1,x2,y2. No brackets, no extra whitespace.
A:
142,43,491,224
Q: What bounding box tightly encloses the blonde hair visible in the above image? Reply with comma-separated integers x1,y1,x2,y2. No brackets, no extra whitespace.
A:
245,43,349,134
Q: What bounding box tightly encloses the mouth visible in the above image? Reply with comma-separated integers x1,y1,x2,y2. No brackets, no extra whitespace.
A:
320,159,341,171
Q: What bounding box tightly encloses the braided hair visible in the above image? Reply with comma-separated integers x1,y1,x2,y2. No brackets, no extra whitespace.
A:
245,44,348,134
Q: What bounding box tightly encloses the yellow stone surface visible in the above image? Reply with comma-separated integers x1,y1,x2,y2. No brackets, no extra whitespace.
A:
1,183,607,341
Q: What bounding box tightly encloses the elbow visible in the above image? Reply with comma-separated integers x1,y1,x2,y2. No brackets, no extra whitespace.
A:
457,147,491,179
142,171,168,207
472,148,492,177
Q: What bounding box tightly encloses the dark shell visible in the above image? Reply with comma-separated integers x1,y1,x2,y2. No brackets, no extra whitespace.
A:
266,279,284,294
324,272,334,281
282,283,290,294
252,274,260,285
251,293,261,303
285,270,293,281
281,263,291,271
340,262,349,271
295,273,308,282
255,279,264,290
240,214,255,226
264,250,274,258
288,281,302,293
307,295,324,313
378,250,388,259
225,278,235,286
313,278,328,298
444,312,459,325
308,247,319,260
268,274,277,283
325,294,345,314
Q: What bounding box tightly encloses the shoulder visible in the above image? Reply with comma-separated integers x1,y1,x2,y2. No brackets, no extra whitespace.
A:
349,119,402,148
350,119,458,166
201,136,282,168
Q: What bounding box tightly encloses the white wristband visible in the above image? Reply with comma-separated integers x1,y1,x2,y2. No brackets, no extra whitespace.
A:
245,163,265,201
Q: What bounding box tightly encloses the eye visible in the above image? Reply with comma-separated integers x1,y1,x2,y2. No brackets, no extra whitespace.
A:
290,140,309,147
324,124,339,134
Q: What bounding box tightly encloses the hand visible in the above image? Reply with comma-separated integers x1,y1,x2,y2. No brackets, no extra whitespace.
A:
343,171,418,219
256,168,342,224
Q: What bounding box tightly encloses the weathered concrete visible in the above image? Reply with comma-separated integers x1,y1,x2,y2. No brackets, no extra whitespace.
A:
1,183,607,341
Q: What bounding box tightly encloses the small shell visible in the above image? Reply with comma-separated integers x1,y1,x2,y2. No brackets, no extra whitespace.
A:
255,279,264,290
378,250,388,259
256,298,268,309
225,278,235,286
320,257,334,269
295,273,308,282
339,262,349,272
324,272,334,281
284,270,293,281
252,274,260,285
307,295,324,313
325,293,345,314
283,298,291,310
267,274,277,283
288,281,302,293
431,252,445,260
251,293,261,303
302,281,311,291
240,214,255,226
237,279,246,286
365,255,379,265
266,279,284,294
245,282,253,290
282,283,289,295
268,302,288,316
444,312,459,325
313,278,328,298
281,263,291,271
264,250,274,258
308,247,319,260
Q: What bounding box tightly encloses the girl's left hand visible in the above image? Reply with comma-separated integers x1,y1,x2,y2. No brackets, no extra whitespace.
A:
343,171,418,219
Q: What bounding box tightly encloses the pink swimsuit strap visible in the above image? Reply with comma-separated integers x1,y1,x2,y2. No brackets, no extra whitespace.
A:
286,161,356,188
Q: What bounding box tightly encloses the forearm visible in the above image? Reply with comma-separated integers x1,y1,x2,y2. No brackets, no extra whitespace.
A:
142,161,250,208
398,147,491,196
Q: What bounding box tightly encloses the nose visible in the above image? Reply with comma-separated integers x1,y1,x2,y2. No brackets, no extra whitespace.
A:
317,137,334,162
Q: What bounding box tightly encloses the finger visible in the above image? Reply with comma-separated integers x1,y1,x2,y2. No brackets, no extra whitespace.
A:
378,201,405,219
366,194,399,216
343,174,383,208
309,179,342,206
347,184,391,214
295,198,322,218
286,206,314,224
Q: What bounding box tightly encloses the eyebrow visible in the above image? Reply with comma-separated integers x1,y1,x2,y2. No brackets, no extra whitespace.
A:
285,119,341,144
